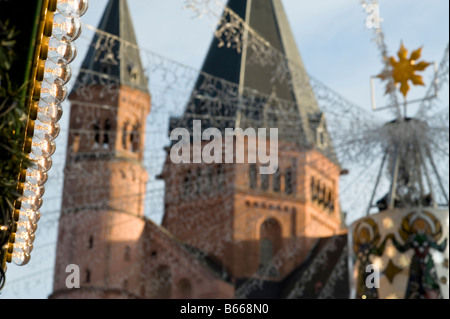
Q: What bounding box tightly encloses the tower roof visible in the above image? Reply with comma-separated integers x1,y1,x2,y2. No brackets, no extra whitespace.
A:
72,0,148,93
171,0,337,161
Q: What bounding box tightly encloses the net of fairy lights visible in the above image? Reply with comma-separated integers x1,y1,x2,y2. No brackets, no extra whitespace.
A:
5,0,89,267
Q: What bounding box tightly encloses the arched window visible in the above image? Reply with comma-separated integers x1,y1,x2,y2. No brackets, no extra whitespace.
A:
122,122,129,150
249,164,257,189
152,265,172,298
178,278,192,299
273,169,281,192
261,173,269,191
325,189,332,208
130,122,141,153
128,63,140,84
88,235,94,249
93,120,100,148
310,177,316,200
329,191,334,214
103,119,111,149
285,168,294,195
101,64,111,75
315,180,321,202
259,238,273,268
259,218,281,276
319,185,326,204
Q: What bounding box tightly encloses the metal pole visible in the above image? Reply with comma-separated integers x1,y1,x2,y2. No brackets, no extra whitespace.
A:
366,151,388,215
425,144,449,207
417,141,436,208
388,146,400,209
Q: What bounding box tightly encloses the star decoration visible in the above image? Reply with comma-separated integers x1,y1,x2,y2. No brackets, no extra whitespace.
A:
384,259,403,283
377,42,431,98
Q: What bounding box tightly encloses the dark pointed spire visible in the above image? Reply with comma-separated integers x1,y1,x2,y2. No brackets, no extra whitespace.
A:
73,0,148,92
172,0,337,163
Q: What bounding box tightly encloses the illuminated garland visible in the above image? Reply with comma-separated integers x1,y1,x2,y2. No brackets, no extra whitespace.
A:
5,0,88,267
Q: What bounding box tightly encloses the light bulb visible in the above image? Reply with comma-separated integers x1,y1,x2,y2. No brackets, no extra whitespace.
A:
11,252,31,266
23,182,45,199
33,119,60,141
56,103,63,122
43,56,72,85
25,168,48,186
48,36,77,64
37,100,61,124
13,242,34,255
31,136,56,158
20,196,43,212
40,80,67,104
29,152,53,173
16,220,38,234
14,230,35,246
18,209,41,224
52,13,82,42
57,0,89,18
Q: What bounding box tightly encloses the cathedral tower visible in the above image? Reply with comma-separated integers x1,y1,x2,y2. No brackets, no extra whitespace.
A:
52,0,151,298
160,0,344,284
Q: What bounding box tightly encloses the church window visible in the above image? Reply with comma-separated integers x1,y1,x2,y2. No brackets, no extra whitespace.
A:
259,218,281,276
311,177,316,200
101,64,111,75
317,127,328,149
88,235,94,249
273,169,281,192
285,168,294,195
128,63,140,84
319,186,326,204
122,122,129,150
329,192,335,213
93,120,100,147
249,164,257,189
261,173,269,191
315,180,321,202
259,238,273,269
103,119,111,149
130,122,140,153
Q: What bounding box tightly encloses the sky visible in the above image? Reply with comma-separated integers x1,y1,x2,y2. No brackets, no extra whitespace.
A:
1,0,448,299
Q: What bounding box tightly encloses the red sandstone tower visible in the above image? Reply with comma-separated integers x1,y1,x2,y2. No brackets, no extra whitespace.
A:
160,0,346,292
51,0,151,298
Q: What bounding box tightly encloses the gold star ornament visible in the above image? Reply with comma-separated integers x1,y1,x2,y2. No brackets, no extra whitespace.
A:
378,43,431,98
